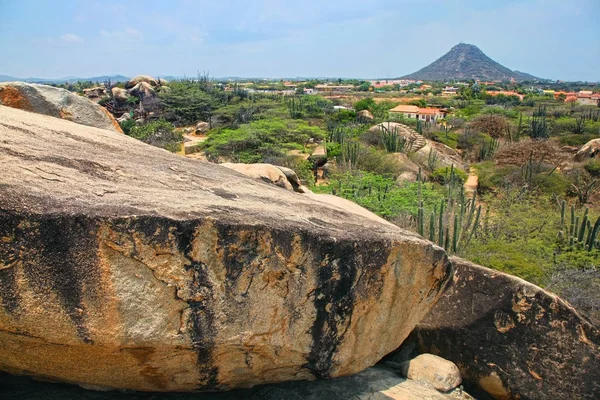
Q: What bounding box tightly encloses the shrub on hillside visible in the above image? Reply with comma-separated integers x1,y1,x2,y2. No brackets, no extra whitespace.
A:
430,166,468,185
127,119,182,152
354,97,376,112
584,159,600,177
469,114,509,138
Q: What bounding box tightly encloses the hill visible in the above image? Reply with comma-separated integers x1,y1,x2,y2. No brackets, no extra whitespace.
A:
402,43,541,81
0,74,130,84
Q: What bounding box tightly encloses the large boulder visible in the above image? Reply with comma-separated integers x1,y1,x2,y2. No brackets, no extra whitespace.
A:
196,121,210,134
575,138,600,161
357,109,374,122
128,81,156,98
409,256,600,400
125,75,159,89
0,105,453,392
111,87,130,102
0,82,123,133
220,163,297,192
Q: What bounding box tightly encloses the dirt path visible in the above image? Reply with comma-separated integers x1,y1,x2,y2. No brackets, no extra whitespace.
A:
464,167,478,195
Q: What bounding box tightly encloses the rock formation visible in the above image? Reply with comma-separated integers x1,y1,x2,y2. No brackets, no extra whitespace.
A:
357,109,374,122
125,75,159,89
575,138,600,161
0,82,123,133
407,256,600,400
0,105,453,392
399,354,462,393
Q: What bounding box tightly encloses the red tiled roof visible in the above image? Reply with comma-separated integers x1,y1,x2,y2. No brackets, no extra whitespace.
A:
389,105,420,113
418,108,442,115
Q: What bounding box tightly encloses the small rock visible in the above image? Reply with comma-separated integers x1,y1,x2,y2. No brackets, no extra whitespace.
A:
195,121,210,133
400,354,462,393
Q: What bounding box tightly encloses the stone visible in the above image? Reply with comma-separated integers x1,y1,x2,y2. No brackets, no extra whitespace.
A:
357,109,374,121
125,75,159,89
196,121,210,134
399,354,462,393
0,366,475,399
0,105,453,392
575,138,600,161
117,113,131,123
82,87,106,98
408,256,600,400
0,82,123,133
128,81,156,98
220,162,295,191
111,87,129,102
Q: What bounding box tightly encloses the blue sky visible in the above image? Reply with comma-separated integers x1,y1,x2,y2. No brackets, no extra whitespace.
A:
1,0,598,81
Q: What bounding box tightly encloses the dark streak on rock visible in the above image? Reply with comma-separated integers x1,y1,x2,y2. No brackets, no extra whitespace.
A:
0,211,100,343
175,221,219,390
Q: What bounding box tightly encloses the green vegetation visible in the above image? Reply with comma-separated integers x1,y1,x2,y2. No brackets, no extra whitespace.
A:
201,118,325,163
126,119,182,152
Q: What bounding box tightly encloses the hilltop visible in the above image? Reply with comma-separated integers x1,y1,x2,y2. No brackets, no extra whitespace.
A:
402,43,541,81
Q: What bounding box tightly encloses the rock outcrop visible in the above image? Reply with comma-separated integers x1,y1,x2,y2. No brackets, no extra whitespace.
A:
357,109,374,122
408,256,600,400
125,75,159,89
111,87,130,102
575,138,600,161
0,82,123,134
0,105,453,392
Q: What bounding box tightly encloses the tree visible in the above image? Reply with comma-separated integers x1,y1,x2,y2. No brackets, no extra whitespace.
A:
354,97,376,112
159,81,218,125
127,120,183,152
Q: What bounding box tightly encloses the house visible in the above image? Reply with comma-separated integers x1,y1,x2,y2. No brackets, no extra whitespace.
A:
389,105,420,119
441,86,458,97
417,108,445,123
577,92,600,106
389,105,445,123
486,91,524,100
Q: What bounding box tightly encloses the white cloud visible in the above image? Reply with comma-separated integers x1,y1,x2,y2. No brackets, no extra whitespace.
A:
60,33,83,44
100,27,143,42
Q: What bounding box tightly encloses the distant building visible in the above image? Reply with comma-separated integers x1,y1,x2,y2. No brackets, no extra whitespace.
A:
314,84,354,94
486,91,524,100
577,92,600,106
441,86,458,97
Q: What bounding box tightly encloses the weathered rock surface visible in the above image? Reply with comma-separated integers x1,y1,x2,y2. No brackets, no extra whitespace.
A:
111,87,130,102
0,105,452,392
575,138,600,161
357,109,374,121
0,366,475,399
0,82,123,133
125,75,159,89
196,121,210,134
129,81,156,98
220,163,298,192
399,354,462,393
409,256,600,400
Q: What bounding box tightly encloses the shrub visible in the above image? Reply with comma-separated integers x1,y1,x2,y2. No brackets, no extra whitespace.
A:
119,118,135,134
431,166,468,185
127,119,182,152
469,114,509,138
584,159,600,177
354,97,376,112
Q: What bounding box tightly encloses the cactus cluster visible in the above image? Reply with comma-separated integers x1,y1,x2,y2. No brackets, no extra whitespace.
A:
560,201,600,252
380,124,415,153
478,137,500,161
417,165,483,254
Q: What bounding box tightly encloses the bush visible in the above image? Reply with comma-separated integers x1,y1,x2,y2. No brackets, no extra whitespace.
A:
558,133,596,146
584,159,600,177
119,118,135,134
431,166,468,185
354,97,376,112
127,119,182,152
469,114,509,138
202,118,325,163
